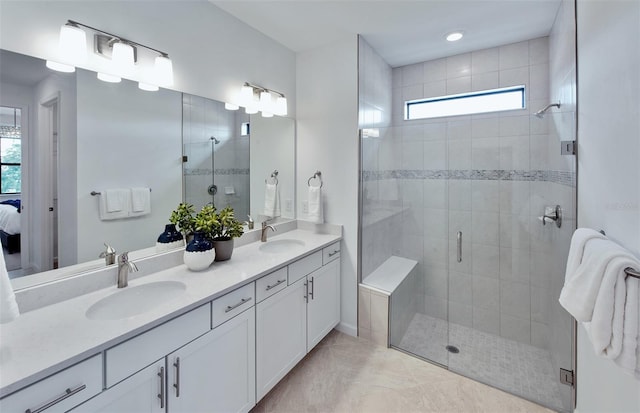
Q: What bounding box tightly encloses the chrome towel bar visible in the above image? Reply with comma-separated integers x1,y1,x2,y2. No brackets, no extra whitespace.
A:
625,267,640,280
91,189,151,196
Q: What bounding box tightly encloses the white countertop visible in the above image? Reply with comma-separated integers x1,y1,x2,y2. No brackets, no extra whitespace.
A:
0,227,341,398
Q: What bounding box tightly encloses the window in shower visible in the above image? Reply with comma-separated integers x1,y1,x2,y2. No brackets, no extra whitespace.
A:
404,85,525,120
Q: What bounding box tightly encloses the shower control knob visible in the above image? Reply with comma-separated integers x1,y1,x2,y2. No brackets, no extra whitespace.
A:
208,184,217,196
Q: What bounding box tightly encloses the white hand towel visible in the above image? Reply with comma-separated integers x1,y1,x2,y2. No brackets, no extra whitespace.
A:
105,188,128,212
130,187,151,215
588,255,640,359
559,238,636,322
308,185,323,224
564,228,607,284
99,189,130,221
0,250,19,323
263,183,280,218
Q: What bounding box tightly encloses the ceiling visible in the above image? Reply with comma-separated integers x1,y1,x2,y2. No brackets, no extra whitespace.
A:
211,0,562,67
0,49,52,87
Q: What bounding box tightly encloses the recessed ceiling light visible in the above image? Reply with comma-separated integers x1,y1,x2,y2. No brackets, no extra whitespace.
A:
446,31,464,42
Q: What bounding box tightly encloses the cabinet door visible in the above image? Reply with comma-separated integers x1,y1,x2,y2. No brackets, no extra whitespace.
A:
167,308,255,413
70,361,164,413
256,277,307,401
307,259,340,351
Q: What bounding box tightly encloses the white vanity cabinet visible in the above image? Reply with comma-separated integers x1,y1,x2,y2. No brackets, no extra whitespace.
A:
256,245,341,401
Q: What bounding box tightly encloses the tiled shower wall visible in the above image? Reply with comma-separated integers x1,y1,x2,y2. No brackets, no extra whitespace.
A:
182,94,250,219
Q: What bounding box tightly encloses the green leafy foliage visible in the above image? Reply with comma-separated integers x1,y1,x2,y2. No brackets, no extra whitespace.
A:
169,203,196,235
213,206,244,240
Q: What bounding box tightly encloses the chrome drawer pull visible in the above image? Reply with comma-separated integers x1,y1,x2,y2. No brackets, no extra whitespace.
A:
328,250,339,257
265,279,286,291
309,276,315,300
158,366,165,408
26,384,86,413
225,297,252,313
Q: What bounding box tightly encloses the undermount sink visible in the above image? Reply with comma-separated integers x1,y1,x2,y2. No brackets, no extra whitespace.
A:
86,281,186,320
259,239,306,254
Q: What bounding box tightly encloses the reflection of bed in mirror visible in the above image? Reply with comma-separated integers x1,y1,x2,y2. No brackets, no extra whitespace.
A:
0,201,21,254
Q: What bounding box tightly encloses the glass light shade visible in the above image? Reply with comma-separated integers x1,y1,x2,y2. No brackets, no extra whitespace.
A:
240,85,254,106
97,72,121,83
275,96,288,116
259,91,273,112
59,24,87,63
46,60,75,73
261,111,274,118
139,82,159,91
224,103,239,110
154,56,173,87
112,42,135,76
446,31,464,42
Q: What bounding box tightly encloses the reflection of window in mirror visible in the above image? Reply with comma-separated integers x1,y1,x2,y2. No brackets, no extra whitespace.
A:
0,106,22,194
241,122,250,136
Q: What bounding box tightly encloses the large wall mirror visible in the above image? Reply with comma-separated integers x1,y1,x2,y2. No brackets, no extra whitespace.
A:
0,49,295,289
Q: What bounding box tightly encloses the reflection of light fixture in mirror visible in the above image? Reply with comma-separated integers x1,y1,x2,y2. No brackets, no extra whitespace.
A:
97,72,121,83
225,103,239,110
446,31,464,42
237,82,287,116
45,20,174,90
139,82,159,92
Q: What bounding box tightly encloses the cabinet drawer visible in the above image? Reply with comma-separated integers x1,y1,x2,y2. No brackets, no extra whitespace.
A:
322,242,341,265
211,282,255,328
256,267,288,303
0,354,102,413
288,251,322,285
106,303,210,387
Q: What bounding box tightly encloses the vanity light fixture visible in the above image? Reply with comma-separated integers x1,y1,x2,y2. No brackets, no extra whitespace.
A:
232,82,288,117
45,19,174,91
224,103,240,110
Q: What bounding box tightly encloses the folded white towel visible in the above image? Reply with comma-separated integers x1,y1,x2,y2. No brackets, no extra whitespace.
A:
99,189,130,221
263,183,280,218
559,237,636,322
564,228,607,284
308,185,323,224
0,250,19,324
130,187,151,216
105,188,128,212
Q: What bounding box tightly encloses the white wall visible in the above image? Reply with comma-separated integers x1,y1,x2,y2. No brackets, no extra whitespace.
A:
296,36,359,335
576,1,640,411
0,1,296,117
76,70,182,262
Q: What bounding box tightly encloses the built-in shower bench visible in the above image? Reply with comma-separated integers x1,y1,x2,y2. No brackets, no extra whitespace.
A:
358,256,418,346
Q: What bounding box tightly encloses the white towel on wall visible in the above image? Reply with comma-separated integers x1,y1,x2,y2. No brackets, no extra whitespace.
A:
0,250,19,324
105,188,128,212
613,277,640,378
308,185,323,224
563,227,607,283
130,187,151,216
263,183,280,218
99,189,130,221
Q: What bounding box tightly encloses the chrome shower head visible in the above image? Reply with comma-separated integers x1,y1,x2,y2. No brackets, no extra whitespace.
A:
210,136,220,144
535,102,561,118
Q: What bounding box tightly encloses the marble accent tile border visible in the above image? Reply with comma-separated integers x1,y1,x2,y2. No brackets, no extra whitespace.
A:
362,169,576,187
184,168,250,176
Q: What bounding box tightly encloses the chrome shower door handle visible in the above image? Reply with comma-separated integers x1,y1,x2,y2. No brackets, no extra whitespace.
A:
457,231,462,263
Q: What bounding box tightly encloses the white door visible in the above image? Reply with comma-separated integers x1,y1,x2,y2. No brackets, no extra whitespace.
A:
307,259,340,350
168,308,255,413
256,277,307,401
70,360,165,413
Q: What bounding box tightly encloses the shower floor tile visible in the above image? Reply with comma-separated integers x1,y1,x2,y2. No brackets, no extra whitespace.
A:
397,313,566,412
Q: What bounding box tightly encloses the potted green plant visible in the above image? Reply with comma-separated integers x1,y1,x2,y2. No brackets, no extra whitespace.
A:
211,206,244,261
169,202,196,239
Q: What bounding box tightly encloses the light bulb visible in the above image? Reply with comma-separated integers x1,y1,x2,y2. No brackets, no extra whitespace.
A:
97,72,121,83
240,85,254,106
139,82,159,91
59,23,87,63
154,55,173,87
112,42,135,76
446,31,464,42
275,96,287,116
225,103,239,110
245,105,258,115
46,60,75,73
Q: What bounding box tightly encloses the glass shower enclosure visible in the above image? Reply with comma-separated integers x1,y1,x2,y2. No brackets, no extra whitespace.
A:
358,30,576,412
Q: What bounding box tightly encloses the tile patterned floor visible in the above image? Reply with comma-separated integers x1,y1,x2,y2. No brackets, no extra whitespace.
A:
398,313,566,412
252,330,556,413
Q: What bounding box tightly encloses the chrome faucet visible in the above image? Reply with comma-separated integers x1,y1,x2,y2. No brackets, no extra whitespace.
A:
261,221,276,242
117,252,138,288
99,243,116,266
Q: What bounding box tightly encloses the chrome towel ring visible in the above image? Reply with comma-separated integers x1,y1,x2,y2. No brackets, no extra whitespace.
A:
307,171,323,188
265,170,279,185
